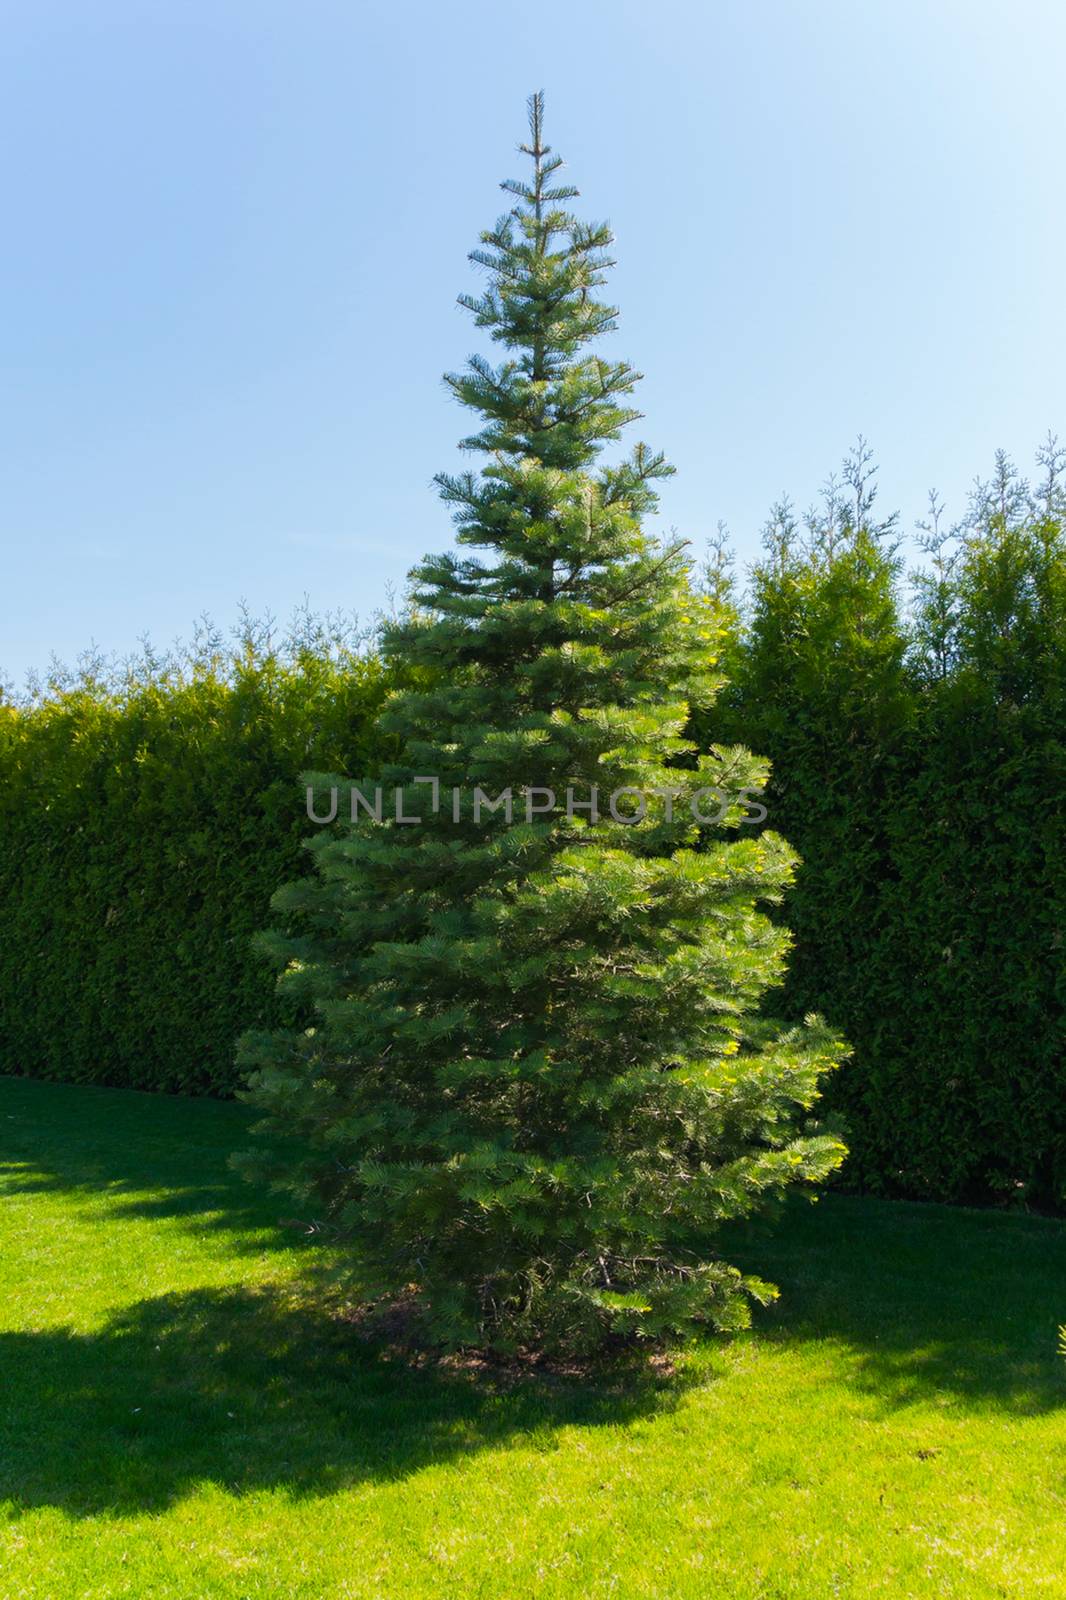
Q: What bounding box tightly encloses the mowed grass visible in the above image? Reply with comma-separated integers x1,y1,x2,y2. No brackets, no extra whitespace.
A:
1,1076,1064,1600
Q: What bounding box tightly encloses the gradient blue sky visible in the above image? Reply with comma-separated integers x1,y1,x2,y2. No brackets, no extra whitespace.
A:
3,0,1063,684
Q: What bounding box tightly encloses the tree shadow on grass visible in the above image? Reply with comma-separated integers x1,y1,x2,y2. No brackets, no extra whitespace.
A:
0,1076,690,1519
0,1284,688,1519
730,1191,1066,1417
5,1073,1066,1493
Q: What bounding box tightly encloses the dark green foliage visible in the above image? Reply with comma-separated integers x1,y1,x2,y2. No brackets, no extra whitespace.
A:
702,451,912,1176
237,97,847,1354
710,445,1066,1207
871,451,1066,1205
0,621,391,1095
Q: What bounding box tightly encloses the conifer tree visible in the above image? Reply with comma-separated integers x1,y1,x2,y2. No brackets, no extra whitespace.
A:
237,95,846,1354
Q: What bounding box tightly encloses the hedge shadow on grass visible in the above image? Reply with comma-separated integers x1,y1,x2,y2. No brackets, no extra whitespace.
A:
0,1075,294,1256
732,1192,1066,1417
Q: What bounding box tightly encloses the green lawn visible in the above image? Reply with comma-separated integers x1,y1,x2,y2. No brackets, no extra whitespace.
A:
1,1075,1064,1599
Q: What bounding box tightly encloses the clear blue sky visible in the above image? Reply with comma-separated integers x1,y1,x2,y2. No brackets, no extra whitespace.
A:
3,0,1063,685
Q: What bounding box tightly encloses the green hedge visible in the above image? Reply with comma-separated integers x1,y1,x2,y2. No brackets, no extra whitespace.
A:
1,450,1063,1203
705,451,1066,1206
0,626,393,1095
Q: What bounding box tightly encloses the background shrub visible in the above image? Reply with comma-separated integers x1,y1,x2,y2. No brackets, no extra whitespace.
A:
704,445,1066,1207
0,615,393,1095
1,447,1062,1206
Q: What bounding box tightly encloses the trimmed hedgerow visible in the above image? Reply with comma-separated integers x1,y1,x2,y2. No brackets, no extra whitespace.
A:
0,617,393,1095
1,443,1063,1207
704,445,1066,1208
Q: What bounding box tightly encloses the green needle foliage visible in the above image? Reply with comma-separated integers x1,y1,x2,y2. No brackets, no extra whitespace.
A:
237,96,847,1355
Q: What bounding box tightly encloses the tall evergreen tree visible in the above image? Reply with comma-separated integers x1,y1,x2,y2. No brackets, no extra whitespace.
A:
237,96,846,1354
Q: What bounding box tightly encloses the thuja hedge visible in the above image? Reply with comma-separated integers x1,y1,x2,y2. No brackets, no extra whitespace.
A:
1,447,1063,1201
703,446,1066,1207
0,621,393,1095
